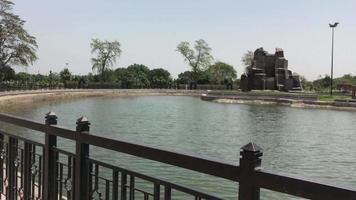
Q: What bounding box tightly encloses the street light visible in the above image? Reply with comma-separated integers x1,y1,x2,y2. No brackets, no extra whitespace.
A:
329,22,339,96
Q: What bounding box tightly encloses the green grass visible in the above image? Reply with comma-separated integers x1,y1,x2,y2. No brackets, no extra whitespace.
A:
318,95,351,102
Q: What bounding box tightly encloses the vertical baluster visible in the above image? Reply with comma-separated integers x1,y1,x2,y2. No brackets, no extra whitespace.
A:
74,116,91,200
67,156,73,199
112,170,119,200
120,172,127,200
44,111,58,200
59,163,63,200
7,136,16,200
0,133,4,194
20,148,24,197
129,175,135,200
89,163,93,200
31,145,36,199
164,186,171,200
4,142,8,197
38,154,43,198
94,163,99,192
14,140,18,199
154,183,160,200
144,193,149,200
54,151,59,199
105,180,110,200
23,142,32,200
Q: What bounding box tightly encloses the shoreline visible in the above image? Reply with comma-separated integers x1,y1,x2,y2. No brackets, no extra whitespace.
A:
201,94,356,112
0,89,203,108
0,89,356,112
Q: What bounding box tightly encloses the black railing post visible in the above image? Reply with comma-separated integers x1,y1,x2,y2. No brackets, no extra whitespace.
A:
44,111,58,200
74,116,91,200
238,142,263,200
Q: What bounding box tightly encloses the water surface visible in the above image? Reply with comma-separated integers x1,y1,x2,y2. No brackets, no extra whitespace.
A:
2,96,356,199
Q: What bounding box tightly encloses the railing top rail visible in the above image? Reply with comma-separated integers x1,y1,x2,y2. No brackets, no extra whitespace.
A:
80,133,240,181
0,113,76,139
256,170,356,200
0,112,240,181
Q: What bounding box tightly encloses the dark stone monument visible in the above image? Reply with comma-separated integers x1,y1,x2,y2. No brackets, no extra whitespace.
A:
240,48,302,92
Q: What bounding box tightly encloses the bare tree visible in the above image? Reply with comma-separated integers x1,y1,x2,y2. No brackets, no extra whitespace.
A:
176,39,213,82
241,51,254,72
91,38,121,82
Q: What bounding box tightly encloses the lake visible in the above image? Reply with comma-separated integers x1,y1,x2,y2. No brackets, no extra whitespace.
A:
2,95,356,199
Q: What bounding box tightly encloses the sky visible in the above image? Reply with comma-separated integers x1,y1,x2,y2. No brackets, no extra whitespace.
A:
12,0,356,80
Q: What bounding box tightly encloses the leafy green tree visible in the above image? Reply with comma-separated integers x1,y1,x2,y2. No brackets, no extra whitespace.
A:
0,65,14,81
241,51,254,72
59,68,72,83
48,70,60,87
197,70,211,84
114,67,130,87
148,68,171,88
208,62,237,84
0,0,38,68
335,74,356,86
16,72,31,83
176,39,213,83
313,75,331,91
176,71,192,84
102,69,117,82
90,38,121,82
126,64,150,88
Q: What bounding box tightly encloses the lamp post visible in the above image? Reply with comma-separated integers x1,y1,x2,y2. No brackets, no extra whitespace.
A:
329,22,339,96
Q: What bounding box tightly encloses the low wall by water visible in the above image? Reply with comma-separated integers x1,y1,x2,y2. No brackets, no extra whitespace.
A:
201,93,356,111
0,89,205,108
1,89,356,112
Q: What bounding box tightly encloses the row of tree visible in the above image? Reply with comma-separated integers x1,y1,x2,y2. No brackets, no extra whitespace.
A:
301,74,356,92
1,0,354,92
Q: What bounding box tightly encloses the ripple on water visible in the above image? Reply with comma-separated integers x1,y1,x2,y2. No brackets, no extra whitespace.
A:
2,95,356,199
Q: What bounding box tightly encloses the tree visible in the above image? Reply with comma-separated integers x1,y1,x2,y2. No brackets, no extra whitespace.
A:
208,62,237,84
299,76,313,91
0,0,38,68
16,72,31,83
241,51,254,72
126,64,150,88
59,68,72,83
148,68,171,88
313,75,331,91
176,39,213,82
48,70,60,88
176,71,192,84
90,38,121,82
0,65,14,81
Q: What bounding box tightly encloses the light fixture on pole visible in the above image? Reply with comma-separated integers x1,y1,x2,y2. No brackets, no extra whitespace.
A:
329,22,339,96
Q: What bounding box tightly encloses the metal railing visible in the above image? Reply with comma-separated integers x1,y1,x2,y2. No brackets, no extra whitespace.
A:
0,112,355,199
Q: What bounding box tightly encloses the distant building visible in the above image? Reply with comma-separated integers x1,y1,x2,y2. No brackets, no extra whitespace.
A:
240,48,301,92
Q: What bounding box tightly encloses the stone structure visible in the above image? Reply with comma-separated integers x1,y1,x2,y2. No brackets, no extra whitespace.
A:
240,48,302,92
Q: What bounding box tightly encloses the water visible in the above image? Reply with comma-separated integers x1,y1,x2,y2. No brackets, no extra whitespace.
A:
2,95,356,199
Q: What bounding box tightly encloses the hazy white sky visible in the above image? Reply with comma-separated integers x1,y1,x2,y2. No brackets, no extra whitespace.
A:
13,0,356,80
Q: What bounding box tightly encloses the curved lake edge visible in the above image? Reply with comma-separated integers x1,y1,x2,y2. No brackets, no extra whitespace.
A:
0,89,202,107
1,89,356,112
